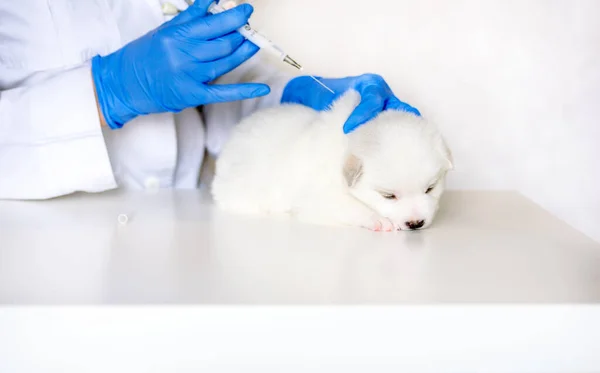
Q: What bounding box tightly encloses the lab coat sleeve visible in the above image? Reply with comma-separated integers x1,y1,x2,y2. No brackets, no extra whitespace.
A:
202,54,296,156
0,63,117,200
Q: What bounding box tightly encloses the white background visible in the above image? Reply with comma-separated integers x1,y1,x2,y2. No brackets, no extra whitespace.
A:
250,0,600,242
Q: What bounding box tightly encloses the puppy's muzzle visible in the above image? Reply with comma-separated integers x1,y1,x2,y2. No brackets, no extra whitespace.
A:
406,220,425,230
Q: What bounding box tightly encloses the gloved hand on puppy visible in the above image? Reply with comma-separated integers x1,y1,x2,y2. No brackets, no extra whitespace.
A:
282,73,421,134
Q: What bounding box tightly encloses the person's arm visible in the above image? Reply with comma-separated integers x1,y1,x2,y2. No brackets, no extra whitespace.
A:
0,0,268,200
0,63,117,200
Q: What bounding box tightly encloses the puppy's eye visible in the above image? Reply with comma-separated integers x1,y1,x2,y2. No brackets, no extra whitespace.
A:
379,192,397,200
425,185,435,194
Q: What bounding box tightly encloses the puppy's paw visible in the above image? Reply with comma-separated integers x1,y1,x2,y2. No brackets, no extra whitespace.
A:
362,214,395,232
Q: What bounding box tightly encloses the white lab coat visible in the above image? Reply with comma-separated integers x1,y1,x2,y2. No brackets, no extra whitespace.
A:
0,0,292,200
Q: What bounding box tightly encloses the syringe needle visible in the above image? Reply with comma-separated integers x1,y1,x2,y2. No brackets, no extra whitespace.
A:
283,55,302,70
309,76,335,94
282,55,334,94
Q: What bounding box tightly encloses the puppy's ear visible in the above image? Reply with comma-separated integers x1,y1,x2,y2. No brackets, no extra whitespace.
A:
437,136,454,171
343,154,363,187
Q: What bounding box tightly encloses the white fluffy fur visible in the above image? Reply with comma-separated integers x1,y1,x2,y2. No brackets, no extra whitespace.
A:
212,90,453,231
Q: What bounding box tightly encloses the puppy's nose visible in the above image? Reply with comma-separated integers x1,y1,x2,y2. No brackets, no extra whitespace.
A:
405,220,425,230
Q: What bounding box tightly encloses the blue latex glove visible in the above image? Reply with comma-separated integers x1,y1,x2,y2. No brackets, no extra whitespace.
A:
92,0,270,129
281,74,420,134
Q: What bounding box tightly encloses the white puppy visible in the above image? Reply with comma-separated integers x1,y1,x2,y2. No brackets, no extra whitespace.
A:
212,90,453,231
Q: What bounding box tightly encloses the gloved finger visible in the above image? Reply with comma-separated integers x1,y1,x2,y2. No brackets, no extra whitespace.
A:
181,4,253,41
343,94,385,134
166,0,214,27
203,83,271,102
190,32,245,62
205,40,260,80
386,96,421,116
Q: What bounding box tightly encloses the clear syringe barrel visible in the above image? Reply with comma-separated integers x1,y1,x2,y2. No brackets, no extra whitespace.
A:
207,2,287,61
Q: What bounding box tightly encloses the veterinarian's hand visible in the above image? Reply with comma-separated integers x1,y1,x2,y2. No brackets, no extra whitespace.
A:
281,74,420,134
92,0,270,129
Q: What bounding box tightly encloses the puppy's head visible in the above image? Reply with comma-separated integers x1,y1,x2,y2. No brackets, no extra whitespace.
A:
342,102,453,231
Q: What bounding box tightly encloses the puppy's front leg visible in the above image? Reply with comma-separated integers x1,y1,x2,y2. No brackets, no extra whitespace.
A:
294,193,396,232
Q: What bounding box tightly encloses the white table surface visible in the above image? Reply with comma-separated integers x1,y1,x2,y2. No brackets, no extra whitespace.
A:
1,190,599,304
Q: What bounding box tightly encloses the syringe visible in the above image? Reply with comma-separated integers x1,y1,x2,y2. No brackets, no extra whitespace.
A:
206,1,302,71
